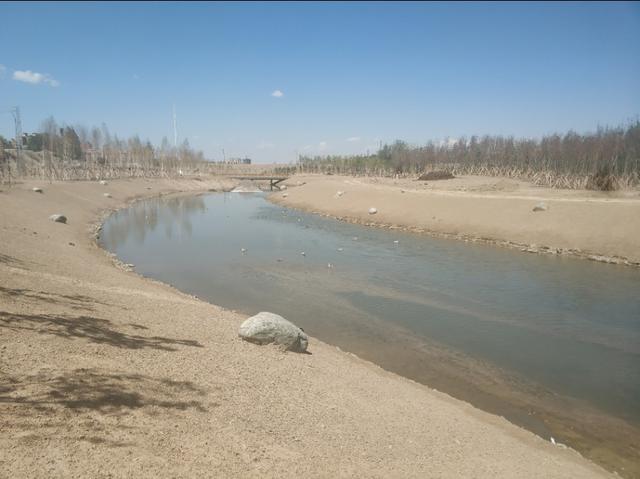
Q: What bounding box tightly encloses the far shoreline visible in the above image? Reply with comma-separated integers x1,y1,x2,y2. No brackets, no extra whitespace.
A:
269,174,640,267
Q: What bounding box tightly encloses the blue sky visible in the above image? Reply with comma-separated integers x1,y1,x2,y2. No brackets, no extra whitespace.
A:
1,1,639,163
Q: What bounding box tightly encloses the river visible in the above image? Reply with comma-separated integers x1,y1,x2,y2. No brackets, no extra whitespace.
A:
100,192,640,473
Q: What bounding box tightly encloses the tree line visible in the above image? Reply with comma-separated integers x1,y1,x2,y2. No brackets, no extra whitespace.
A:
0,116,209,182
296,121,640,190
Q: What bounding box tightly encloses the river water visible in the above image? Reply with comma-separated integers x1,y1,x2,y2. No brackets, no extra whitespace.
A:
100,192,640,472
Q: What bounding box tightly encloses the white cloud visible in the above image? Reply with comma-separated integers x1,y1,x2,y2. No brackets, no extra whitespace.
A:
301,145,313,151
318,141,328,151
271,89,284,98
347,136,361,142
0,64,5,78
13,70,59,87
257,141,275,150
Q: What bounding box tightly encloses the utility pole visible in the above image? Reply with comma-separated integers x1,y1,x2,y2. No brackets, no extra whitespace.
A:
172,104,179,162
10,106,23,174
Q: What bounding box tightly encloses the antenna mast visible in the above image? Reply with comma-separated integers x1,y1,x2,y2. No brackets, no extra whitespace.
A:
172,104,179,162
10,107,23,173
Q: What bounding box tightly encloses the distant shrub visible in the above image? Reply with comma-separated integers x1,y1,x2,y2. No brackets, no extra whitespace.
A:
418,170,455,181
586,165,619,191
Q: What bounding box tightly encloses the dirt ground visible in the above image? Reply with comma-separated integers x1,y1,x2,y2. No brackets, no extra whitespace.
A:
0,177,614,478
272,175,640,265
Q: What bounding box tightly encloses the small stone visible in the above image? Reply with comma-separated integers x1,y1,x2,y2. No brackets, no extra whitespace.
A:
336,191,344,197
68,242,75,246
368,207,377,215
32,187,43,193
49,214,67,224
99,180,108,185
282,193,288,198
533,202,548,212
103,193,112,198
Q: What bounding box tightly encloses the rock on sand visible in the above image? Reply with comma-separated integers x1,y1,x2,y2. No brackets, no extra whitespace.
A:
49,214,67,224
238,312,308,353
368,207,378,215
99,180,108,185
32,187,43,193
533,202,548,212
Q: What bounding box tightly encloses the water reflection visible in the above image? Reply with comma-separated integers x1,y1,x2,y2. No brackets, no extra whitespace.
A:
103,195,206,248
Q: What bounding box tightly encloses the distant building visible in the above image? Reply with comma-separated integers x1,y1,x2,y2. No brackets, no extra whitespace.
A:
222,157,252,165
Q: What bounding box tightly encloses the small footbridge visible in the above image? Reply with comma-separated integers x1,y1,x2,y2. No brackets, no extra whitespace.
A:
228,175,288,190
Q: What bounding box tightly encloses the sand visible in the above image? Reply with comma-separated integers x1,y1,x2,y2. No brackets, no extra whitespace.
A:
0,177,615,478
272,175,640,265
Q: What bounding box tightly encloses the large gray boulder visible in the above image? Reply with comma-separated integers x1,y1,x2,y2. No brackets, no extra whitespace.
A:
238,312,308,353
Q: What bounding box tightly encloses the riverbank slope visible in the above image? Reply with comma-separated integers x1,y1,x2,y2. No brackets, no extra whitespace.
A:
273,175,640,265
0,177,612,478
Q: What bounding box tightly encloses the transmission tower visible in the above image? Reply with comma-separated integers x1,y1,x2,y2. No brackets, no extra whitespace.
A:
10,107,23,173
172,104,180,162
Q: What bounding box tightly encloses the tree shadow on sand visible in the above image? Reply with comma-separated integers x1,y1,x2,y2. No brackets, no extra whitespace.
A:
0,253,28,267
0,285,110,311
1,368,213,447
0,368,209,414
0,311,203,351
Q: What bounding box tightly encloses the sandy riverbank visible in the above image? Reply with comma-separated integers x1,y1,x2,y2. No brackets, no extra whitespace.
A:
272,175,640,265
0,177,613,478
